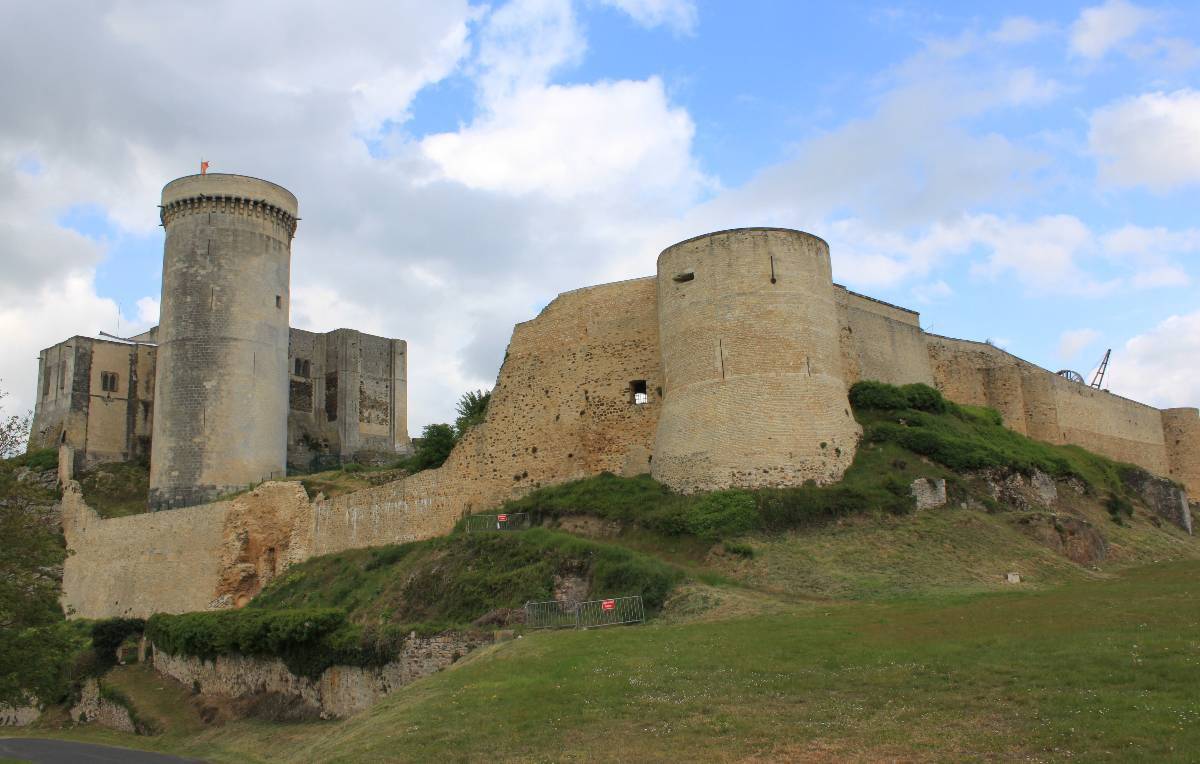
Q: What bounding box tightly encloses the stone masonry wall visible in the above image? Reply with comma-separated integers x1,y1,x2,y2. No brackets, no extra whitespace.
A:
151,631,489,718
1162,408,1200,498
836,287,935,387
61,481,228,619
926,335,1173,476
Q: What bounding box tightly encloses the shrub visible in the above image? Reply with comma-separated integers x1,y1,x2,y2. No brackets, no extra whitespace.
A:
11,448,58,472
145,608,365,678
684,490,759,540
899,383,948,414
1105,493,1134,525
848,380,910,411
341,462,364,473
723,541,755,558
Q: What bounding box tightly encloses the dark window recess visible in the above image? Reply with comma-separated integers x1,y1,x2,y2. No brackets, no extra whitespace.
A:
42,371,50,398
672,271,695,283
295,358,303,376
289,379,314,412
294,358,311,377
630,380,649,405
100,371,119,393
325,372,339,421
276,295,282,308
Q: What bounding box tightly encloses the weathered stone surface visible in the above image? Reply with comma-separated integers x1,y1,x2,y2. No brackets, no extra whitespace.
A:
910,478,947,510
979,469,1058,511
152,631,490,718
0,701,41,727
70,679,136,733
1014,513,1108,565
1123,469,1193,535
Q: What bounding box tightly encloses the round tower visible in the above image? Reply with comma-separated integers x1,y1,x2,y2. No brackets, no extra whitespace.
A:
149,173,298,510
651,228,860,492
1162,407,1200,500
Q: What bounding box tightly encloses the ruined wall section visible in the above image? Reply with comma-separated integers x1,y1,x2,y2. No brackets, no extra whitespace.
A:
311,277,663,553
61,481,227,618
29,338,154,468
835,287,934,387
1162,408,1200,498
927,335,1171,475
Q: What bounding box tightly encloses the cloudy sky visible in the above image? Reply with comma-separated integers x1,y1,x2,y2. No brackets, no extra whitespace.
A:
1,0,1198,431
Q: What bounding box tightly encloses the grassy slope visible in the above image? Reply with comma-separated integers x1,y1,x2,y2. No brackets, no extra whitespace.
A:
76,461,149,518
15,560,1200,761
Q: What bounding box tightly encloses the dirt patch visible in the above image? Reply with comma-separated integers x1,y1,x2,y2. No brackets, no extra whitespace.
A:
555,515,621,539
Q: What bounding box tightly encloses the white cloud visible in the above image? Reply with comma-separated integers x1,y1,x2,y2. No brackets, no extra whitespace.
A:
421,78,702,201
1069,0,1154,60
1059,328,1101,361
597,0,697,34
134,296,159,326
911,279,953,304
991,16,1053,45
1106,311,1200,407
1089,89,1200,191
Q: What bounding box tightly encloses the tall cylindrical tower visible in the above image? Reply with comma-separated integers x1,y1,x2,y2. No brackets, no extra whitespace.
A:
652,228,860,492
149,174,298,510
1162,407,1200,500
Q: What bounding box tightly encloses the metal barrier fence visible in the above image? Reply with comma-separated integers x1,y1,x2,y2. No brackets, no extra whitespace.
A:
524,595,645,630
465,512,531,533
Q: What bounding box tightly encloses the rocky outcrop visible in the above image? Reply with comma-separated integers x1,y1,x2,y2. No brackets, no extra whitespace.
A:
0,701,41,727
70,679,137,734
1014,514,1108,565
979,468,1058,511
151,631,490,719
1123,470,1193,534
910,478,947,510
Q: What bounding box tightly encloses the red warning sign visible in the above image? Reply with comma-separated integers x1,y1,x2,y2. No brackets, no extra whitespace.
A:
497,514,508,522
602,599,616,611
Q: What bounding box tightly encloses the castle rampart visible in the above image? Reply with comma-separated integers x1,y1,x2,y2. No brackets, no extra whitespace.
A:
48,220,1197,620
150,174,298,509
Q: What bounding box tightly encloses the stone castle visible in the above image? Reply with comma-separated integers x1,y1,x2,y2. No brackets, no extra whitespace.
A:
34,173,1199,619
30,174,411,509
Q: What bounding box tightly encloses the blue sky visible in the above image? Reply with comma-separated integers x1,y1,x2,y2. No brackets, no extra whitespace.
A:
2,0,1199,428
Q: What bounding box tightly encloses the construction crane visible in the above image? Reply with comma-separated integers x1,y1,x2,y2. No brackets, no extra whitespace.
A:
1090,349,1111,390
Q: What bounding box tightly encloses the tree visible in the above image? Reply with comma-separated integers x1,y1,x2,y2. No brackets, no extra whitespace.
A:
408,423,458,471
454,389,491,436
0,382,31,459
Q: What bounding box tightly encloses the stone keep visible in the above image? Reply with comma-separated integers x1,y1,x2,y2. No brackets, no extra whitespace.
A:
149,174,298,509
653,228,860,492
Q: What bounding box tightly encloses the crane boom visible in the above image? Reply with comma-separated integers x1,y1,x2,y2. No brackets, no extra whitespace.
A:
1090,349,1111,389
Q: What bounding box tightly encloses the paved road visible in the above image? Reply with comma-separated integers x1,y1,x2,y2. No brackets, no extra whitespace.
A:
0,738,203,763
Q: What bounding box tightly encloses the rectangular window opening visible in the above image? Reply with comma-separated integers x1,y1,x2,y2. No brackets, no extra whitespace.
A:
630,380,649,405
101,371,119,393
672,271,695,283
276,295,282,308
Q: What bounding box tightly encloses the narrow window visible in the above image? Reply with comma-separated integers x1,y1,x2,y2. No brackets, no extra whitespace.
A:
302,359,311,377
294,358,303,376
630,380,649,405
672,271,695,283
276,295,282,308
42,370,50,398
101,371,118,392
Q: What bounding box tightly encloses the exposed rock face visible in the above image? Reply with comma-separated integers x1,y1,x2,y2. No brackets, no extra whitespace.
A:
910,478,947,510
70,679,136,734
980,468,1058,511
1123,470,1193,534
553,573,589,604
0,701,41,727
151,631,490,719
1014,514,1108,565
214,482,314,608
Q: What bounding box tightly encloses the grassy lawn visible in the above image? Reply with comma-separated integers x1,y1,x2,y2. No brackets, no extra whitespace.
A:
12,559,1200,762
